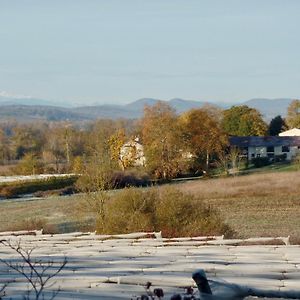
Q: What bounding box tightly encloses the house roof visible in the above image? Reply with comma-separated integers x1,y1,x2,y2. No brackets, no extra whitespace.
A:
279,128,300,136
230,136,300,147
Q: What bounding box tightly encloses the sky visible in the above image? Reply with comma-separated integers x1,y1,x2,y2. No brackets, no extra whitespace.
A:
0,0,300,105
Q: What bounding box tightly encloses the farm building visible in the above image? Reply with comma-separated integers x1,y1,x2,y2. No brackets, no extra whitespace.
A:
230,136,300,161
120,137,146,168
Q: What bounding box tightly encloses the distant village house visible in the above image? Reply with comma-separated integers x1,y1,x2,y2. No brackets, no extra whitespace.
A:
230,128,300,161
120,137,146,169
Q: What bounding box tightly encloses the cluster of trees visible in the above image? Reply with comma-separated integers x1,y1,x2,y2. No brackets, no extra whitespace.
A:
0,119,136,174
0,99,299,179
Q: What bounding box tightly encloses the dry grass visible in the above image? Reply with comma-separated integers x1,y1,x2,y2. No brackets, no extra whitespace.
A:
177,171,300,242
0,170,300,242
0,164,15,176
0,195,94,233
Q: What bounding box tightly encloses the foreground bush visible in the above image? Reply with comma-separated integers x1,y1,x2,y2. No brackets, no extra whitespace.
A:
98,188,156,234
251,157,270,168
96,186,234,238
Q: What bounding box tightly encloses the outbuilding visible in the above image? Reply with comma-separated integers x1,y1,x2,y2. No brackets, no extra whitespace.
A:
230,136,300,161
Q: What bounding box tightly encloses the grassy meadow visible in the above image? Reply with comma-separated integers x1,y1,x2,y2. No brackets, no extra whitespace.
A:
0,194,95,233
0,170,299,242
177,171,300,243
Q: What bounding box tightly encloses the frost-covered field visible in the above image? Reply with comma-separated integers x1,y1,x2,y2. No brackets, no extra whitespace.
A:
0,174,75,184
0,232,300,299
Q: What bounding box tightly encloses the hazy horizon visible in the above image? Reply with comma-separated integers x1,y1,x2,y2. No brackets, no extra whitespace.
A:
1,0,299,105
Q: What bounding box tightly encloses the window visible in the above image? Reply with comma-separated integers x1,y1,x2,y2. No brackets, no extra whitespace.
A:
282,146,290,153
241,147,248,154
267,146,274,153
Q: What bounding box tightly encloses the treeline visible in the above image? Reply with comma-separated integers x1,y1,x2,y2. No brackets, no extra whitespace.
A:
0,100,299,179
0,118,136,175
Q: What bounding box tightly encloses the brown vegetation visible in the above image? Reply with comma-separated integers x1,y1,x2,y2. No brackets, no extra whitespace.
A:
96,186,234,238
0,176,78,198
0,195,93,234
1,171,299,242
178,171,300,242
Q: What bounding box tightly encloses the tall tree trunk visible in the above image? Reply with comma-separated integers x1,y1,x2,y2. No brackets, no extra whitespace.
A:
206,151,209,170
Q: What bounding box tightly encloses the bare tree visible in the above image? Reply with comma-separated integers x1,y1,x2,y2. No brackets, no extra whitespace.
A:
217,147,242,176
0,283,7,299
0,239,67,300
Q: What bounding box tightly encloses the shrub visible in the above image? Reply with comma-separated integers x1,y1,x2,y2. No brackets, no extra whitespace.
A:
274,153,287,162
113,170,151,188
5,217,47,232
98,188,156,234
0,176,78,198
96,186,234,238
251,157,270,168
14,153,44,175
292,154,300,170
4,217,59,234
155,187,233,237
76,168,151,193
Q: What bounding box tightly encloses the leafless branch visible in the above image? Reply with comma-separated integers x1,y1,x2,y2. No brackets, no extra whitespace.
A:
0,239,67,300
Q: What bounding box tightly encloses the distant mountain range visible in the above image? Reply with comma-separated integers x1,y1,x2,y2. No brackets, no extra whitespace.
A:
0,96,295,122
0,95,69,107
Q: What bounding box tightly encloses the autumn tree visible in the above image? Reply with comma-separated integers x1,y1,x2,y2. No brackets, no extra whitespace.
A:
76,146,117,232
42,123,87,172
141,102,182,179
75,120,121,231
11,124,46,159
286,99,300,129
42,127,67,173
15,152,44,175
200,104,224,124
72,156,84,173
108,129,127,170
222,105,267,136
268,115,286,136
180,108,228,171
0,128,10,164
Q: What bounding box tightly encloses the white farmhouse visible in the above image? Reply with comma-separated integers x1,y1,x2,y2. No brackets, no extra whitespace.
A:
120,137,146,168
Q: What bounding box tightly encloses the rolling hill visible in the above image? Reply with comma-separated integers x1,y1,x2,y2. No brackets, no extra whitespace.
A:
0,97,295,122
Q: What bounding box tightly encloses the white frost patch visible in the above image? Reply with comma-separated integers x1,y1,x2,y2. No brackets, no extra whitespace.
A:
0,174,76,184
0,232,299,299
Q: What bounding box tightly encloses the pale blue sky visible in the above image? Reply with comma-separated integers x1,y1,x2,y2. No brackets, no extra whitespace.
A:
0,0,299,105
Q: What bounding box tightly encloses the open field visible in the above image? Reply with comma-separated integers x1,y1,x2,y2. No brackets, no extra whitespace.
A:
242,162,300,174
0,194,94,233
177,171,300,242
0,170,299,242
